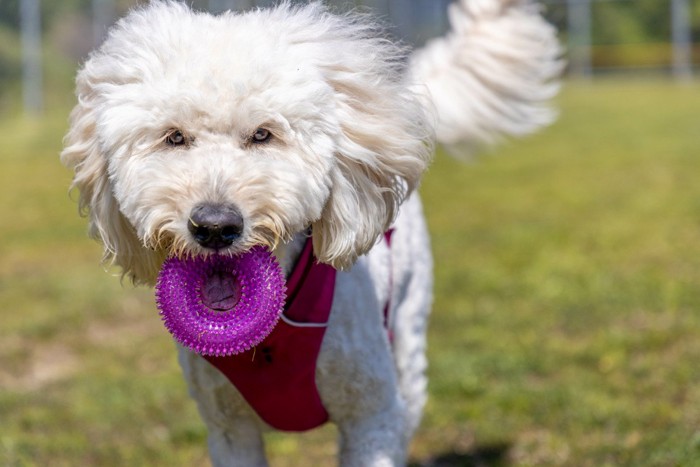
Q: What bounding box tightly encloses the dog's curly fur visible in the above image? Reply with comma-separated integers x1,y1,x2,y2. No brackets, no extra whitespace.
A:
61,1,561,465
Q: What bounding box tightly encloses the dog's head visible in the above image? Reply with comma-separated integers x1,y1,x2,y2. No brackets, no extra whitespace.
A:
61,1,432,285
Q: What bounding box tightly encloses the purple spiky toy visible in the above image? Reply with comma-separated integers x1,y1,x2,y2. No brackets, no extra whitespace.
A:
155,246,286,356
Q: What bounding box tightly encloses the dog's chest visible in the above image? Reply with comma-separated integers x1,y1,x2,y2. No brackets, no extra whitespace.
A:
204,236,337,431
193,234,394,429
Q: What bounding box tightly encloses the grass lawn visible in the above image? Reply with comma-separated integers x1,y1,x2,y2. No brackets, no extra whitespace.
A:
1,78,700,466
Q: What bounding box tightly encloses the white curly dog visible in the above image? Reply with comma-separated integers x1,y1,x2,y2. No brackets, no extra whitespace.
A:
61,1,560,465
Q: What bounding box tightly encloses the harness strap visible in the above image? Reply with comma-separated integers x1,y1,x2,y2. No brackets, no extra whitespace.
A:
204,238,335,431
383,229,394,342
203,232,393,432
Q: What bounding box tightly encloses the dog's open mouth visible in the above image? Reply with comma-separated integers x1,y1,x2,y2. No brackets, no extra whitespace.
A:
201,270,241,312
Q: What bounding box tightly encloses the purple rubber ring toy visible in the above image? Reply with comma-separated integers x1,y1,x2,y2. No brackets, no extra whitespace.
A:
155,246,286,356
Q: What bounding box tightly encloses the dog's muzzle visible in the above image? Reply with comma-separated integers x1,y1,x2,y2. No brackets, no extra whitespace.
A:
188,203,244,250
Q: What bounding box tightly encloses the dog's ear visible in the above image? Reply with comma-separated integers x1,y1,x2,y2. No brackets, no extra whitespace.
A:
61,74,161,285
311,65,433,270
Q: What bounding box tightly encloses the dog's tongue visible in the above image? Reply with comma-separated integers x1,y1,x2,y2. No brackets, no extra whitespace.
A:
201,271,241,311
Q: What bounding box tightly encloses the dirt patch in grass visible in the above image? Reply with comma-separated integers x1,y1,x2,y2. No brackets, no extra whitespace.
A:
0,341,80,391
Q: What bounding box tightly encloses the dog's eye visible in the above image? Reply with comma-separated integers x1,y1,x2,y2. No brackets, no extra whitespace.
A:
251,128,272,144
165,129,187,146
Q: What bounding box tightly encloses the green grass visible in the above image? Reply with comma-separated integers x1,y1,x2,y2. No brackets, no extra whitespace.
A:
419,79,700,466
2,78,700,466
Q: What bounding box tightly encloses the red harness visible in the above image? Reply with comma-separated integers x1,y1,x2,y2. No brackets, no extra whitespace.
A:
204,232,393,432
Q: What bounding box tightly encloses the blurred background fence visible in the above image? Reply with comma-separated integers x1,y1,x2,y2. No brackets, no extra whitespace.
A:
1,0,699,116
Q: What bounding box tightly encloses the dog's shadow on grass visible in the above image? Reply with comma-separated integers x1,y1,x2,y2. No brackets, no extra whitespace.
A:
409,441,511,467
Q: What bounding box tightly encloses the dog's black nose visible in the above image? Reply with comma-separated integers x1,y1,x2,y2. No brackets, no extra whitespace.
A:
188,203,244,250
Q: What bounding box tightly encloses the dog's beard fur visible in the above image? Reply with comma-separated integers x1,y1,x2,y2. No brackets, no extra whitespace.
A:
124,150,328,260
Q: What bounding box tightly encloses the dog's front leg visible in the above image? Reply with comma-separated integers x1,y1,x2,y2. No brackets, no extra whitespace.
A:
206,416,267,467
320,261,410,466
336,397,408,467
178,348,267,467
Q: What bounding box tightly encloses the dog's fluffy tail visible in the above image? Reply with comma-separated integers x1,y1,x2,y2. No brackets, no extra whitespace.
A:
409,0,563,151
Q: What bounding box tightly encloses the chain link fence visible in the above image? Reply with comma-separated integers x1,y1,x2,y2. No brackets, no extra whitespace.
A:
543,0,699,77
